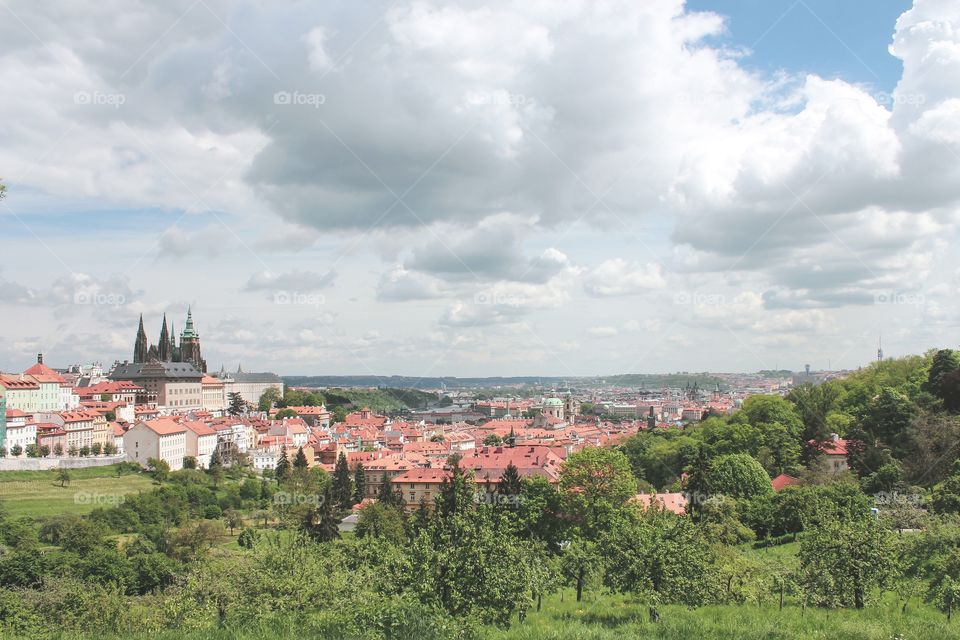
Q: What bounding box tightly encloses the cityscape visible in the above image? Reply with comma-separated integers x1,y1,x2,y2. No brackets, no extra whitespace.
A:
1,1,959,639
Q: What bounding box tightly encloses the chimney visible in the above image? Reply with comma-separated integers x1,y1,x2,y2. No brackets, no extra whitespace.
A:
37,353,43,364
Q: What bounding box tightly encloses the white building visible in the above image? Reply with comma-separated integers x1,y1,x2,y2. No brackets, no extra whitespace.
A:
124,418,188,471
4,410,37,455
183,420,218,468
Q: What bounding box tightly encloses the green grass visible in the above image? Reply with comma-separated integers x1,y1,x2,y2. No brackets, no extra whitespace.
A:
482,591,954,640
0,465,154,518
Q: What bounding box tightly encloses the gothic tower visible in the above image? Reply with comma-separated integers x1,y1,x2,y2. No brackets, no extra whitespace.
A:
134,314,148,363
158,314,170,361
179,307,207,372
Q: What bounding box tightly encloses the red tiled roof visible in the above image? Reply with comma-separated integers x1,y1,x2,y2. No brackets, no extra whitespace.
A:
771,474,803,491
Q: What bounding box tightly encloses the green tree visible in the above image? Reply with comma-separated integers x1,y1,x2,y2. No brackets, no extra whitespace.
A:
355,502,406,542
497,462,523,503
302,485,340,542
274,448,291,485
332,452,353,511
559,538,602,602
931,461,960,514
228,392,246,416
559,447,637,532
483,434,503,446
237,527,258,549
798,516,898,609
690,453,772,502
926,349,960,399
353,463,366,505
223,509,244,535
293,447,309,471
274,408,297,419
258,387,282,412
146,458,170,483
56,468,71,487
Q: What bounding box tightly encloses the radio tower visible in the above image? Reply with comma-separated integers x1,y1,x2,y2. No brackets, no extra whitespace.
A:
877,336,883,363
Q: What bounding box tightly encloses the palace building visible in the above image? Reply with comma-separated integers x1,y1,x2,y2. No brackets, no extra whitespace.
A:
133,308,207,373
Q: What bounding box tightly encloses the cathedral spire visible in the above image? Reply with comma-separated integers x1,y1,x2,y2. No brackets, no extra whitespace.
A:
158,314,170,361
134,314,148,363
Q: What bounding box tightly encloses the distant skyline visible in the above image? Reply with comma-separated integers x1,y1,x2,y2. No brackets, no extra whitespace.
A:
1,0,958,376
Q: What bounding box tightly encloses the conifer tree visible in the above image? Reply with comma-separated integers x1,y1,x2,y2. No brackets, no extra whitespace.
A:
333,451,353,511
275,447,291,484
353,462,367,505
293,446,309,470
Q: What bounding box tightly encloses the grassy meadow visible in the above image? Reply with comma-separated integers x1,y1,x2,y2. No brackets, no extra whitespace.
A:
0,464,154,518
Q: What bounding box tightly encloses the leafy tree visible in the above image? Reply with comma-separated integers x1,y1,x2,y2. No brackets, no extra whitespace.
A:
10,445,22,457
483,434,503,446
436,455,474,521
377,476,404,508
274,408,297,419
355,502,406,542
274,447,291,484
603,507,720,606
237,527,258,549
258,387,282,412
737,395,803,438
90,442,103,456
39,445,50,457
56,469,71,487
856,387,915,458
931,461,960,514
798,516,898,609
227,392,246,416
25,444,40,458
146,458,170,482
926,349,960,399
560,447,637,532
79,445,90,457
302,485,340,542
690,453,772,502
353,463,366,505
182,456,197,470
53,443,64,457
559,538,602,602
332,452,353,511
941,370,960,413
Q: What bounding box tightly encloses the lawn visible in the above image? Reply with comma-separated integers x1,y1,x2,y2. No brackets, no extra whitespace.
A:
481,591,954,640
0,465,155,518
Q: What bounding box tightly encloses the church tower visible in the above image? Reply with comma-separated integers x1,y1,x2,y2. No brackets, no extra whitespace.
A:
158,314,170,361
134,314,148,363
179,307,207,372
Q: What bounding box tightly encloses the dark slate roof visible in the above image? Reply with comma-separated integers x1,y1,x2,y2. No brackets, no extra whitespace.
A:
110,361,203,380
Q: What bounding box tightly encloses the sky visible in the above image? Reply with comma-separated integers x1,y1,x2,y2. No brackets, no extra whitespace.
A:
1,0,958,378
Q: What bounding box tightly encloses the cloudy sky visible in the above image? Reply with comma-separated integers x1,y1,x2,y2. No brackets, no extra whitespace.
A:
1,0,958,377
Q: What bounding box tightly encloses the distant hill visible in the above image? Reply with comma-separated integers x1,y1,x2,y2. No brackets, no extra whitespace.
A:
283,373,725,390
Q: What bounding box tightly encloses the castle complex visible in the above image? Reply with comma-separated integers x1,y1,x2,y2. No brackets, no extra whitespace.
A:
133,308,207,373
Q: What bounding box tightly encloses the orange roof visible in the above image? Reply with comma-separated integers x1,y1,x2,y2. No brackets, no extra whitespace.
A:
181,420,216,437
771,474,802,491
140,418,187,436
630,492,687,515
